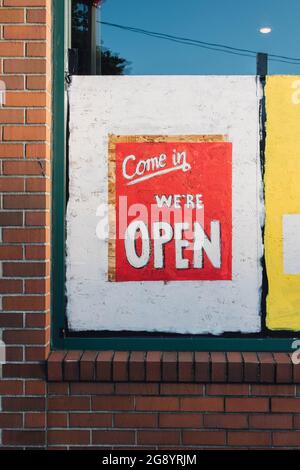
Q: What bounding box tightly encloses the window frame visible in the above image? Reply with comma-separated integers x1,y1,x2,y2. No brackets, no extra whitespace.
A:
51,0,297,351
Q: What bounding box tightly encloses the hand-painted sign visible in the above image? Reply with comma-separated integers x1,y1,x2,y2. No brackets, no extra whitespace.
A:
109,136,232,282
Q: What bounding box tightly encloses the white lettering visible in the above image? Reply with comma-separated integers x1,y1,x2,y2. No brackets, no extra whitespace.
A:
153,222,173,268
154,195,173,208
154,194,204,208
122,154,136,180
175,223,189,269
123,221,221,270
194,221,221,268
122,149,192,186
124,221,150,268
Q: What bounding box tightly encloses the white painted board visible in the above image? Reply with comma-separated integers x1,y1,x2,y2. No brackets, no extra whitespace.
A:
66,76,263,334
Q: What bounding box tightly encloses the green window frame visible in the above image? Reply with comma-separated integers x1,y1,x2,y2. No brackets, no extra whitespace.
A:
51,0,298,351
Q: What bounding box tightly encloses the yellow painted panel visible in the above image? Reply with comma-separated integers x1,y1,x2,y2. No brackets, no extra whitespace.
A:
265,76,300,330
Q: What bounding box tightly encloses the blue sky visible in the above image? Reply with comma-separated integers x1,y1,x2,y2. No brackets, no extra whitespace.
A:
98,0,300,74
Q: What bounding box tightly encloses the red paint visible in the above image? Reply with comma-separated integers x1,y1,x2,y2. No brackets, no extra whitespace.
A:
114,141,232,282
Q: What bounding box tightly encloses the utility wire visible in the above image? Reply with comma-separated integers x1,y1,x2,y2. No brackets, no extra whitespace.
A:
100,20,300,66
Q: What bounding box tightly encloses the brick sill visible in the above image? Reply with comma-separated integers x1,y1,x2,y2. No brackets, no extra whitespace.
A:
47,351,300,384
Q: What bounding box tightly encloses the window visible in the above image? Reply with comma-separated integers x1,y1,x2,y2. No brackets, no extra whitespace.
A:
66,0,300,76
52,0,300,350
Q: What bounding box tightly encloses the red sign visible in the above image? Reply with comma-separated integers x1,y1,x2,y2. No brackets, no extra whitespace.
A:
111,137,232,282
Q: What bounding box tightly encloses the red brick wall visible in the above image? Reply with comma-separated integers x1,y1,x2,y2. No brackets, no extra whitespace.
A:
0,0,50,449
43,351,300,450
0,0,299,450
46,381,300,449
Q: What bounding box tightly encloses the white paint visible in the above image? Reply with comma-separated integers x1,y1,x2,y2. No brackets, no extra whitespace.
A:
194,221,221,269
124,221,150,268
66,76,263,334
155,194,203,209
153,222,173,269
124,149,191,186
283,214,300,274
174,223,189,269
123,152,168,184
125,221,221,270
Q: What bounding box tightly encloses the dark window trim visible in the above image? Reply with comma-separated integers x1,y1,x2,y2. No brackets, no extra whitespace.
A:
51,0,297,351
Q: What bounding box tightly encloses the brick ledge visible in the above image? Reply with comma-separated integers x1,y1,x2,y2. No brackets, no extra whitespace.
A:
47,351,300,383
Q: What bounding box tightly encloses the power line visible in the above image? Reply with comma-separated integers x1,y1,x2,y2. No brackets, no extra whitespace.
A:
100,20,300,66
